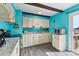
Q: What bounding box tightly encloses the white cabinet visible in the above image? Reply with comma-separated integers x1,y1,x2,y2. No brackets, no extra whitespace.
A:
28,33,34,46
23,17,33,28
41,20,49,28
23,17,28,27
23,33,29,47
33,33,40,45
22,32,50,48
22,32,34,47
22,17,49,28
52,34,66,51
33,19,39,26
28,19,33,27
39,32,50,44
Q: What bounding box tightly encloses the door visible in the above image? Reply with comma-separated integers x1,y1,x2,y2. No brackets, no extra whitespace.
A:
69,11,79,54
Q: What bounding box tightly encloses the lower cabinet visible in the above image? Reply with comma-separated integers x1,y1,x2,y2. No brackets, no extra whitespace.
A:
52,34,66,51
39,32,49,44
33,33,40,45
23,33,29,47
22,32,50,47
28,33,34,46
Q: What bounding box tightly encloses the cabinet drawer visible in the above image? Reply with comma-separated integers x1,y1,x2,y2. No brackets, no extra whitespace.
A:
23,38,28,41
28,42,34,46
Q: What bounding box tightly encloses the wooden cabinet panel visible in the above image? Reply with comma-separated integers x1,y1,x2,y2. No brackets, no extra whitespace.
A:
23,17,49,28
22,32,50,48
33,18,41,27
23,17,28,27
52,34,66,51
33,33,40,45
28,19,33,27
40,20,49,28
39,32,49,44
28,33,34,46
44,20,49,28
59,35,66,50
23,34,29,47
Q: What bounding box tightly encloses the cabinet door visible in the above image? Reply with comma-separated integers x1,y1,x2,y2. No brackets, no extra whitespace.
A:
23,34,29,47
37,19,43,27
23,17,28,27
59,35,66,51
55,35,59,50
28,19,33,27
28,33,34,46
40,20,44,28
52,34,59,50
39,33,49,44
42,32,49,43
33,33,40,45
33,18,40,27
44,20,49,28
52,34,56,47
39,33,44,44
40,20,49,28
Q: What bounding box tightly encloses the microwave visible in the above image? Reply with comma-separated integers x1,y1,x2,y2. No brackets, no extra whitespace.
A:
54,29,65,34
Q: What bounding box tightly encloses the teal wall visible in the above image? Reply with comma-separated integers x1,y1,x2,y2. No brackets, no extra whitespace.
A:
11,10,23,35
50,4,79,49
0,20,10,30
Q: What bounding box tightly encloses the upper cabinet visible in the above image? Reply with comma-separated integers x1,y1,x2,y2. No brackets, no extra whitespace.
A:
23,17,49,28
23,17,28,27
28,18,33,27
33,18,41,27
0,4,15,22
41,20,49,28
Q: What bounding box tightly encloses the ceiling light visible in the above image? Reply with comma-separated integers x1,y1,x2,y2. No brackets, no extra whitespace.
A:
38,12,42,14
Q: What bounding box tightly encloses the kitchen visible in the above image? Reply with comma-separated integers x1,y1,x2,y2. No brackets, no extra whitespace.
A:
0,3,79,56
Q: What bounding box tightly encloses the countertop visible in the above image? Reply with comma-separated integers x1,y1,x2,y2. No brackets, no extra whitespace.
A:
0,37,20,56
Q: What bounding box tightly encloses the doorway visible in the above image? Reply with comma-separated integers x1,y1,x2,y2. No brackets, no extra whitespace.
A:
69,10,79,54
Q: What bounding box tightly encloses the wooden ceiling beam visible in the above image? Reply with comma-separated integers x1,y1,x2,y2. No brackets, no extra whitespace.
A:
25,3,63,13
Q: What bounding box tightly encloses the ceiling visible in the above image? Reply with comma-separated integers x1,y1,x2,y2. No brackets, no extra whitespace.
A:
13,3,77,16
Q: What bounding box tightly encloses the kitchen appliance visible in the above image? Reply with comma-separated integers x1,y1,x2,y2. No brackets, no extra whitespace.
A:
0,29,6,47
54,29,60,34
54,29,65,34
60,29,65,35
